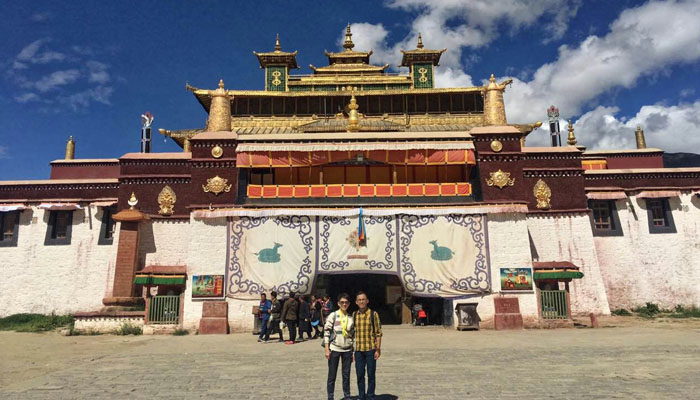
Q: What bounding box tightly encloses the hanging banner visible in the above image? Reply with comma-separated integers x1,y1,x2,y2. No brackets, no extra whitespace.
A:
226,213,490,299
397,214,490,297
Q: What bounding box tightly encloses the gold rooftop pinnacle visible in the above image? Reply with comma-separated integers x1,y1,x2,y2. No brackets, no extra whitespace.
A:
343,23,354,51
567,120,577,146
218,79,225,90
347,94,360,132
417,33,424,49
65,136,75,160
275,33,281,51
635,125,647,149
207,79,232,132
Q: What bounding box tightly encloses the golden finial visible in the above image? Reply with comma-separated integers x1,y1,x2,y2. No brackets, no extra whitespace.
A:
417,33,424,49
567,120,577,146
343,23,354,51
347,94,360,132
275,33,281,51
65,136,75,160
635,125,647,149
218,79,225,90
128,192,138,210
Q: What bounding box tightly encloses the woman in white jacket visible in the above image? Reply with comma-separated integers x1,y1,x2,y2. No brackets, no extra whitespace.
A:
324,292,355,400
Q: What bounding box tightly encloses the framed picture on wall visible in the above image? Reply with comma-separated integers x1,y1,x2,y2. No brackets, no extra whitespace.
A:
499,268,533,291
192,275,225,298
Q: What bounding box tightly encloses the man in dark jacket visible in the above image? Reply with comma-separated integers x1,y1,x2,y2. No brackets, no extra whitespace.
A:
298,295,311,341
265,291,284,342
280,291,299,344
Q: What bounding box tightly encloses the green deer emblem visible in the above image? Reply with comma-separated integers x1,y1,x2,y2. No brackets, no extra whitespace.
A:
429,240,454,261
254,242,283,263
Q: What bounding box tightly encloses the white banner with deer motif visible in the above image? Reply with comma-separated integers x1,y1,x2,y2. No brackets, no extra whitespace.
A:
226,214,490,299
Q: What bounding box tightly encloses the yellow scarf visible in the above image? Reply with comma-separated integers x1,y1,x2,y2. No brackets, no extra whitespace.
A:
338,310,349,337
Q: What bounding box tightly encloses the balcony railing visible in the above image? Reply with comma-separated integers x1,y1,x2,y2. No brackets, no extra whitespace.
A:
247,183,471,199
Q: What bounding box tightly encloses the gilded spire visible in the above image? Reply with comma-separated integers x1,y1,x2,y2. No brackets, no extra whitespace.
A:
635,125,647,149
65,136,75,160
417,33,424,49
567,120,577,145
275,33,281,52
218,79,225,90
343,23,354,51
347,94,360,132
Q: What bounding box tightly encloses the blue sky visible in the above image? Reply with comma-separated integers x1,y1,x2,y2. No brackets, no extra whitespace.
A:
2,0,700,180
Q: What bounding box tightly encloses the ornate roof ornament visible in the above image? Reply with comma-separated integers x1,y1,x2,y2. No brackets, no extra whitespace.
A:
343,23,354,51
635,125,647,149
417,33,424,49
486,169,515,189
547,105,560,122
202,175,232,196
157,185,176,216
347,94,361,132
533,179,552,209
128,192,139,210
567,120,577,146
275,33,281,52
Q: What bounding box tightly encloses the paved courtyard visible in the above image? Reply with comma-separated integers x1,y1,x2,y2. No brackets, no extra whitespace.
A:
2,318,700,399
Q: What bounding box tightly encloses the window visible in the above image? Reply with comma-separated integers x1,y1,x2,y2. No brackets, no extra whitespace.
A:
0,211,20,247
98,207,116,245
646,198,676,234
249,169,274,185
588,200,623,236
44,210,73,245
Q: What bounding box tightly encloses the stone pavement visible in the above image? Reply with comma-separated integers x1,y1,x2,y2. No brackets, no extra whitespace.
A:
2,321,700,399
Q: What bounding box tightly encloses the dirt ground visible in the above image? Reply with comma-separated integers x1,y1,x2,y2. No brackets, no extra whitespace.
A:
2,316,700,399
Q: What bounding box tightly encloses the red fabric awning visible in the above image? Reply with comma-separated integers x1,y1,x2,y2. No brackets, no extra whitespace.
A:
236,149,476,168
586,191,627,200
636,190,681,199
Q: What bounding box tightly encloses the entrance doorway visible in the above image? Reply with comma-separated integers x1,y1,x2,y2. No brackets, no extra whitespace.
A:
314,274,403,324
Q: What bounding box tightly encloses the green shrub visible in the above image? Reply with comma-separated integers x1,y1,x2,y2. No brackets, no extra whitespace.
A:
669,305,700,319
173,328,189,336
0,313,73,332
114,323,142,336
611,309,632,316
631,302,660,318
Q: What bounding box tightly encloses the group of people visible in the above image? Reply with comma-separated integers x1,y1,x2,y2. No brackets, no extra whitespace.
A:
257,291,333,344
256,291,383,400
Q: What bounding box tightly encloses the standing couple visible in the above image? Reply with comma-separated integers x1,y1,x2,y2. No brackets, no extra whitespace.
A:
324,291,383,400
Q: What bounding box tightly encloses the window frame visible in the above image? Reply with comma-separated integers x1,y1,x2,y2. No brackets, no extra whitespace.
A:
588,200,623,237
0,211,20,247
98,206,116,245
646,198,676,234
44,210,74,246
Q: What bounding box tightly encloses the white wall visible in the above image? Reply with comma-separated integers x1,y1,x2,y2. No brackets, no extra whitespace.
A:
593,193,700,309
139,219,190,267
0,206,119,317
527,213,611,315
454,213,540,327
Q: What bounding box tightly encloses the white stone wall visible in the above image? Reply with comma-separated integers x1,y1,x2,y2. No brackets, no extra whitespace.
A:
139,219,190,266
0,206,119,317
526,213,611,315
593,193,700,309
454,213,540,327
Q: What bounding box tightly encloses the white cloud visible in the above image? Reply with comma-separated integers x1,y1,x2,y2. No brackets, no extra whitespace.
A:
344,0,579,87
0,146,8,159
59,86,113,110
33,69,81,92
14,93,39,103
86,60,110,83
31,12,52,22
570,102,700,153
16,39,66,64
505,0,700,125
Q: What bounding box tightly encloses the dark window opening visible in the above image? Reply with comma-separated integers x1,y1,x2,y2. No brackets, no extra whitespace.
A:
646,198,676,234
250,169,274,185
98,207,116,245
45,210,73,245
588,200,623,237
0,211,20,247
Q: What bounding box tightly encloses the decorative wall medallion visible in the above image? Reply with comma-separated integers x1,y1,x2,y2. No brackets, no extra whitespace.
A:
202,175,232,196
533,179,552,209
157,185,176,215
271,70,282,86
211,145,223,159
417,67,428,83
490,139,503,152
486,169,515,189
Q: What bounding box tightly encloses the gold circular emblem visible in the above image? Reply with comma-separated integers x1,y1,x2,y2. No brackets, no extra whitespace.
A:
211,145,223,159
490,140,503,152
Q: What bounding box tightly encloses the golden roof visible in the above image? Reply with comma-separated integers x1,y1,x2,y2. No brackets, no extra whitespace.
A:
253,34,299,69
400,34,446,67
309,63,389,75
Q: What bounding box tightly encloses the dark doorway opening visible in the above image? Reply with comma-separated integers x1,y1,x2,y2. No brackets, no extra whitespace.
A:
314,273,403,325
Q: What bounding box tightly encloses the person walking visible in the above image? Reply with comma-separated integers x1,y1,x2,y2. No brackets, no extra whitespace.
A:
324,293,355,400
257,293,272,343
265,291,284,342
311,295,323,339
298,295,311,341
281,291,299,344
353,291,382,400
